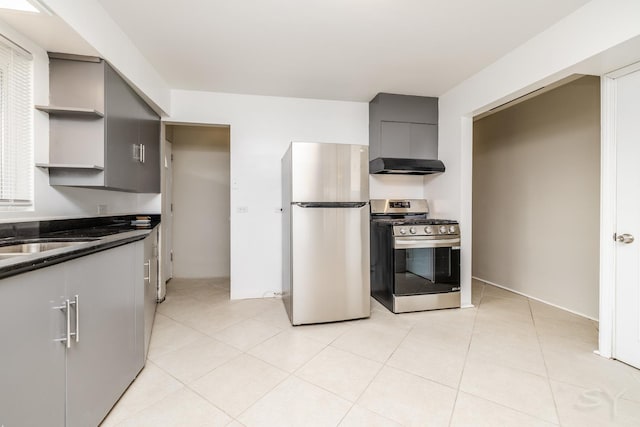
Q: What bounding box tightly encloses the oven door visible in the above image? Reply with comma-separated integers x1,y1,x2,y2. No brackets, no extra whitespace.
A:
392,237,460,295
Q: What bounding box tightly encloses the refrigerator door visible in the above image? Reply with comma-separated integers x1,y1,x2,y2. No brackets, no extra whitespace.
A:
290,204,370,325
290,142,368,203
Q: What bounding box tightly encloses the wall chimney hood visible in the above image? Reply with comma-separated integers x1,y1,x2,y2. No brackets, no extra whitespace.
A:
369,158,445,175
369,93,444,175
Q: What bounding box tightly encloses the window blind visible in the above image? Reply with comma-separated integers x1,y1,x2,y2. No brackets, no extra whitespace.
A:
0,36,32,207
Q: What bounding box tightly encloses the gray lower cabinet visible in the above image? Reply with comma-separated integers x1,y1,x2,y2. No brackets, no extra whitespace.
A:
0,241,148,427
65,243,139,427
142,228,159,357
0,264,67,427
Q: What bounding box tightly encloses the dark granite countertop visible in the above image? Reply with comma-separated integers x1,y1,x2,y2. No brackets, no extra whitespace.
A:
0,214,161,280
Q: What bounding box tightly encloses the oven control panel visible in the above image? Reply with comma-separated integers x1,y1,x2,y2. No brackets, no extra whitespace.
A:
393,224,459,237
389,201,411,209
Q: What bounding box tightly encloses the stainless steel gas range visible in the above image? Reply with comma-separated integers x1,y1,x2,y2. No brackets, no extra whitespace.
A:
370,199,460,313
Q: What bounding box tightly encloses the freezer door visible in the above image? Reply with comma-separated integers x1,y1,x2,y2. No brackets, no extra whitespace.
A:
291,204,370,325
291,142,368,203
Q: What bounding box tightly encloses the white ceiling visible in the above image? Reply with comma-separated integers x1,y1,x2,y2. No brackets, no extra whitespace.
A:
0,8,98,56
0,0,591,102
95,0,590,101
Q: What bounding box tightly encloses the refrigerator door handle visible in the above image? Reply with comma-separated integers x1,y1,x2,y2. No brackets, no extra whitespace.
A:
293,202,368,208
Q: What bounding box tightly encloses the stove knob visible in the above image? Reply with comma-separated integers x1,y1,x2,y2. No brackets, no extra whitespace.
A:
399,228,407,235
449,225,457,234
409,227,416,234
439,225,448,234
425,226,433,234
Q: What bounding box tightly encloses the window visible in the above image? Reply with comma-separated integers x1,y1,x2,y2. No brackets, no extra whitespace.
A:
0,35,32,208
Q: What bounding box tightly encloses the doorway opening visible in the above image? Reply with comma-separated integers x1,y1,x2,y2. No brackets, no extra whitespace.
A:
471,75,601,320
163,123,231,297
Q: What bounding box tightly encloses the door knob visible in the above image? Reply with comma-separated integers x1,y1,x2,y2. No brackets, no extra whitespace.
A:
616,233,634,244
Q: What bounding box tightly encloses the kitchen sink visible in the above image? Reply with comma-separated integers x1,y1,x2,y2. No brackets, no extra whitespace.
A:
0,239,99,260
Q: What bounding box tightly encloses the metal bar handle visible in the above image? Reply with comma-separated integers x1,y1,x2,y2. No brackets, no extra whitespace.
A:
144,260,151,282
141,144,146,163
72,295,79,343
293,202,367,208
54,300,70,347
394,238,461,249
65,299,71,348
59,299,71,349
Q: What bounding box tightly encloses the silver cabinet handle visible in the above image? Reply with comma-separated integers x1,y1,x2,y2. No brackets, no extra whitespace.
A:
144,260,150,282
134,143,145,163
71,294,79,343
616,233,634,244
55,299,72,348
141,144,146,163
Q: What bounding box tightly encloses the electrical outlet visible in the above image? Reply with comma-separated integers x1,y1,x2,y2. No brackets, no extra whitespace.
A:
97,204,108,214
237,206,249,214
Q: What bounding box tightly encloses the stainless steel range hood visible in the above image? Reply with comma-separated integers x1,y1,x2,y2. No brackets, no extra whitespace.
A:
369,158,445,175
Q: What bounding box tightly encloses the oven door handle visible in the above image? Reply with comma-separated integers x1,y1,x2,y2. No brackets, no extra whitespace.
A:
393,238,460,249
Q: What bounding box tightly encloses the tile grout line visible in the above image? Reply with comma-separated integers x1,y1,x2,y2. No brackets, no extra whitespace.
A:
450,284,561,426
120,280,614,426
107,281,244,425
528,294,563,426
303,306,414,426
459,389,561,426
447,283,482,427
146,283,275,424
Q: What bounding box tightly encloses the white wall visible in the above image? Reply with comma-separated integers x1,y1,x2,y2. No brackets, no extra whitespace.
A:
0,19,161,222
170,91,368,298
170,91,409,298
44,0,171,114
473,76,600,319
370,175,424,200
171,125,230,279
428,0,640,308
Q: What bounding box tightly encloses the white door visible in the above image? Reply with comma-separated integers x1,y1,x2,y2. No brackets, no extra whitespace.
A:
614,66,640,369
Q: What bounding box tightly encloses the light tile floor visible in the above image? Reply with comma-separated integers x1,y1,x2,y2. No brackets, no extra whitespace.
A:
101,278,640,427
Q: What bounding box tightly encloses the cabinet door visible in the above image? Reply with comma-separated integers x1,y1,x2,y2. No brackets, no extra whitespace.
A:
104,64,141,192
138,103,161,193
380,121,411,158
374,93,438,124
65,245,138,427
379,121,438,160
409,123,438,159
143,230,158,356
0,265,67,427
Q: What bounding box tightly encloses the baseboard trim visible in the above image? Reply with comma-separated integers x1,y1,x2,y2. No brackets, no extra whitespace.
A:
472,276,599,322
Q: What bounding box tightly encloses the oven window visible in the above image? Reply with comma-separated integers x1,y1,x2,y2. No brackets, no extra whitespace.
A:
394,247,460,295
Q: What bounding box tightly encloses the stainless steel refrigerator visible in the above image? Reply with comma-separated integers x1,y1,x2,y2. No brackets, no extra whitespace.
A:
282,142,370,325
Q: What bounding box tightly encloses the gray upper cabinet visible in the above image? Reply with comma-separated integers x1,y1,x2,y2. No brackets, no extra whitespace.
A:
37,54,161,193
369,93,438,160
